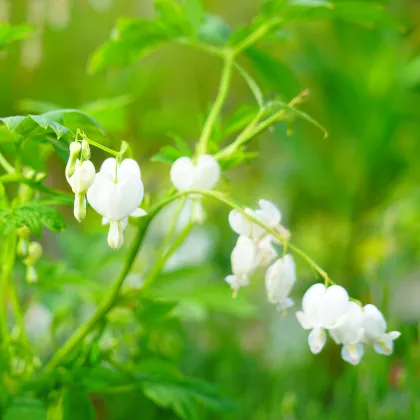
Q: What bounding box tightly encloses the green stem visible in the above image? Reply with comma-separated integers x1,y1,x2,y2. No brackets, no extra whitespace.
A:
142,222,194,289
232,18,282,56
79,131,119,157
43,194,178,372
0,234,17,351
196,52,234,156
0,151,15,174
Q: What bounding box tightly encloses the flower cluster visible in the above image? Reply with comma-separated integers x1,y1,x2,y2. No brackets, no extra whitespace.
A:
225,200,296,308
65,142,146,249
296,283,401,365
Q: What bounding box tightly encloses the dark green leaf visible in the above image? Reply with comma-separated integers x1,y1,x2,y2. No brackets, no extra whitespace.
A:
222,104,261,139
167,133,193,156
4,397,47,420
246,47,300,99
62,388,95,420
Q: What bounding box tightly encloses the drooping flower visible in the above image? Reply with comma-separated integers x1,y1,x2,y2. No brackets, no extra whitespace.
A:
225,236,258,295
265,254,296,312
228,200,290,242
363,304,401,356
228,200,290,269
170,155,221,192
66,159,96,222
329,301,365,365
296,284,350,354
170,155,221,224
87,158,144,249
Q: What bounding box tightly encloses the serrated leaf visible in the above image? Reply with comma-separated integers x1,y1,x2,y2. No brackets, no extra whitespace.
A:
0,24,33,49
42,109,104,135
0,201,67,237
4,397,47,420
0,116,27,132
29,115,69,139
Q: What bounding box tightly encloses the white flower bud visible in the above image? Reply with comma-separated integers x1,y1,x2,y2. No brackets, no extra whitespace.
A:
23,242,43,266
26,265,38,284
67,160,96,195
66,142,82,178
81,139,91,160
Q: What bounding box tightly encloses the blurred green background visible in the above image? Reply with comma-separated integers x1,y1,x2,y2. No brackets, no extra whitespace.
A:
2,0,420,418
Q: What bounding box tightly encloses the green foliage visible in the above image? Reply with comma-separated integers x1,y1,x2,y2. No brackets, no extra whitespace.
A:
4,397,46,420
0,201,66,237
0,24,33,50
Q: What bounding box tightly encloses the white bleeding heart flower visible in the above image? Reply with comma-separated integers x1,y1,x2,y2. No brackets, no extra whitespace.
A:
87,158,144,249
296,284,350,354
170,155,221,191
225,236,258,295
363,304,401,356
265,254,296,312
66,159,96,222
330,301,365,365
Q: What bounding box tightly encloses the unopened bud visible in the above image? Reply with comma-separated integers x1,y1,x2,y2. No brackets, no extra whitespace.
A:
74,193,86,222
81,140,91,160
17,237,29,258
16,226,31,238
34,172,47,182
66,142,82,178
26,265,38,284
23,242,43,266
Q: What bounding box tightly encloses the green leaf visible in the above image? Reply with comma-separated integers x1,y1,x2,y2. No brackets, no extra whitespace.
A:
88,18,169,74
42,109,104,135
62,388,95,420
4,397,47,420
234,63,264,107
167,133,193,156
151,145,184,164
182,0,203,34
0,201,67,237
0,24,33,50
245,47,300,99
222,104,261,139
155,0,192,37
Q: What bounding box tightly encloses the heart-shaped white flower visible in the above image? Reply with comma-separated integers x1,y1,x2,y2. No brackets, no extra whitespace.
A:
87,158,144,249
170,155,221,191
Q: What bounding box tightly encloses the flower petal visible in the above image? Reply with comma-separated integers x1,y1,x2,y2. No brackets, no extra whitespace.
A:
363,304,387,340
257,199,281,226
341,343,364,365
296,311,312,329
308,327,327,354
130,208,147,218
193,154,221,190
302,283,326,326
374,340,394,356
228,209,252,237
108,221,124,249
170,157,195,191
119,158,141,178
231,236,257,276
322,285,349,328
